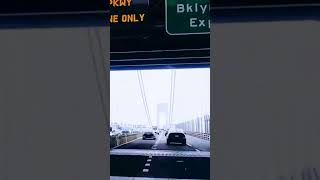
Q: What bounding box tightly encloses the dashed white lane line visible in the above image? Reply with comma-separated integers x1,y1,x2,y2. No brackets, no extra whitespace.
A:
143,157,152,173
111,149,210,157
187,143,201,152
151,134,163,150
176,160,184,163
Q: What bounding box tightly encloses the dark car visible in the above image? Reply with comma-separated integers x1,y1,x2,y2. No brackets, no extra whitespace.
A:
142,132,156,140
166,131,186,145
121,130,130,135
154,129,160,135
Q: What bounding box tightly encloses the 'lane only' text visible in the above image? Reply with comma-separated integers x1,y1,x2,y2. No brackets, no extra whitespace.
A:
110,14,146,23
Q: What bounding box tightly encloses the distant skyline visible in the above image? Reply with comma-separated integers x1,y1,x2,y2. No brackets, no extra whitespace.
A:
110,68,210,128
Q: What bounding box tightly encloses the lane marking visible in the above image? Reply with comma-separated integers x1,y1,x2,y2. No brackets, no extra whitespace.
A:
176,160,184,163
142,169,149,173
112,137,142,149
147,159,152,162
187,143,201,152
111,149,210,157
145,163,150,166
151,133,163,150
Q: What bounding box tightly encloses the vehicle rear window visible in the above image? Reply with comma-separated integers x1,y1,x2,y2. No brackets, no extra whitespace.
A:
169,133,185,138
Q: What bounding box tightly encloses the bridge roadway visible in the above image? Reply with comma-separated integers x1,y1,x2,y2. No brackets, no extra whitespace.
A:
110,132,210,179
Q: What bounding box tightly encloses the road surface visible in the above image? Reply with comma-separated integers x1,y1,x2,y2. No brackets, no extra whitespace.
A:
110,132,210,179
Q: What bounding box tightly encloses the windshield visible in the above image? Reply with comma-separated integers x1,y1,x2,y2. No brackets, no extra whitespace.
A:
110,68,210,179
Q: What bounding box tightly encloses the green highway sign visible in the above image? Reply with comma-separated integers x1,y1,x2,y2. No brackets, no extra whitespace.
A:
165,0,210,35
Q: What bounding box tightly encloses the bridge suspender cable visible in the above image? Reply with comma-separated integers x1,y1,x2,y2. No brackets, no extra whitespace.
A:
168,70,173,128
137,70,150,127
168,70,176,128
139,71,152,126
137,70,152,128
168,71,173,128
171,70,176,126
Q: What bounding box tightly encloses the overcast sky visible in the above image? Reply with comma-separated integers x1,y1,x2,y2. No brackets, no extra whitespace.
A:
110,68,210,127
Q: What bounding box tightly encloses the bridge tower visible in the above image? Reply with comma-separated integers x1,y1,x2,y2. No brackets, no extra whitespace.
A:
157,103,168,129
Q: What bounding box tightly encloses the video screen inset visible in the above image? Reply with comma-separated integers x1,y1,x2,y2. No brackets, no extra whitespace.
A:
110,69,210,179
109,0,210,179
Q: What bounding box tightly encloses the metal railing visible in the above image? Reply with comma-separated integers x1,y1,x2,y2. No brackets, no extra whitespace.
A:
110,133,142,148
175,114,210,136
186,132,210,141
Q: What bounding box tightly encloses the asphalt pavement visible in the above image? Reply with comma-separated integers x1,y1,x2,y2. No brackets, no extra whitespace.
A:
111,132,210,179
111,155,210,179
114,132,209,152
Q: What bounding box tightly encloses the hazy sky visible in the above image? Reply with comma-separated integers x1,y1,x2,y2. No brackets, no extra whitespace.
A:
110,68,210,127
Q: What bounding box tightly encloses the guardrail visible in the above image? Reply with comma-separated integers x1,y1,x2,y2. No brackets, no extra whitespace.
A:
110,133,142,148
186,132,210,141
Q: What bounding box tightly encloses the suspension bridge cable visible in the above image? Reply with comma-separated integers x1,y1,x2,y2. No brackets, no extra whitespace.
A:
170,70,176,125
168,72,171,127
137,71,150,127
137,70,152,127
139,71,152,126
168,70,173,128
168,69,177,128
